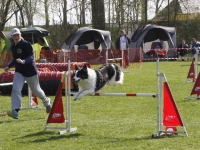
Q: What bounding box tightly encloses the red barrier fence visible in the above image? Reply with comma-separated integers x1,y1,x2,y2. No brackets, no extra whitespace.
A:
1,48,194,68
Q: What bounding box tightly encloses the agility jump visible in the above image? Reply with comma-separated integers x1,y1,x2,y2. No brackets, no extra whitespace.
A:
44,58,188,137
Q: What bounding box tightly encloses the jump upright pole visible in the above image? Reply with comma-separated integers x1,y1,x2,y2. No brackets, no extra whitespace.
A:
152,58,188,137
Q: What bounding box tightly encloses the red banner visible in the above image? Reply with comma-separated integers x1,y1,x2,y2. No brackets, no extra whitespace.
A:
46,82,65,123
163,82,183,126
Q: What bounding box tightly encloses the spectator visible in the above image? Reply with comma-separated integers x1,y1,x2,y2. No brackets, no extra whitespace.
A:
191,38,200,58
178,40,189,61
115,30,131,67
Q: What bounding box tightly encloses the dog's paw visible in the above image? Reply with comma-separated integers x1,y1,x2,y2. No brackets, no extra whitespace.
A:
76,94,83,100
73,95,82,101
73,94,78,101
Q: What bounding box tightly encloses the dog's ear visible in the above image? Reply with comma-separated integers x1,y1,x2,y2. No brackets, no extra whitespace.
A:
83,64,88,71
75,65,80,71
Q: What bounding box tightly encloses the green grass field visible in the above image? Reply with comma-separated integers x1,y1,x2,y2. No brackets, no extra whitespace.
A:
1,60,200,150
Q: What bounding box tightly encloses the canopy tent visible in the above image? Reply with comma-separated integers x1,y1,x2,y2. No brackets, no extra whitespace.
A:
0,31,13,67
61,27,111,50
20,26,49,44
0,31,12,52
130,24,177,59
0,29,49,61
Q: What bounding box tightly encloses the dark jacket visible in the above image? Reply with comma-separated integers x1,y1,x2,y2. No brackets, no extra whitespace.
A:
115,35,131,49
8,39,38,77
191,42,200,54
177,43,189,56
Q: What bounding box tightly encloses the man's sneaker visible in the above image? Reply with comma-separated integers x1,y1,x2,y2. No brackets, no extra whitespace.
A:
42,97,52,113
46,104,52,113
7,110,19,119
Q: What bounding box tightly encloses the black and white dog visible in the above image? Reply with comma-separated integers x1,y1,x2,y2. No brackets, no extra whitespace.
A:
73,63,124,100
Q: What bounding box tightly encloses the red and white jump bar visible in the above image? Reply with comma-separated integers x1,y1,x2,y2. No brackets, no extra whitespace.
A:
93,93,156,97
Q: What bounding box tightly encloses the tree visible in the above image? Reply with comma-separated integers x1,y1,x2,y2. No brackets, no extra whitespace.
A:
63,0,67,25
91,0,105,30
14,0,25,27
155,0,165,15
0,0,14,31
80,0,86,25
44,0,50,28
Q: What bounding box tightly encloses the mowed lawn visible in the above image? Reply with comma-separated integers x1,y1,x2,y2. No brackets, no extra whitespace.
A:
1,60,200,150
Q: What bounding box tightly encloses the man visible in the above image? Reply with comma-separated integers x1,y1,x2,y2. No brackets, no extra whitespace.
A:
4,28,52,119
191,38,200,58
115,30,131,67
178,40,189,61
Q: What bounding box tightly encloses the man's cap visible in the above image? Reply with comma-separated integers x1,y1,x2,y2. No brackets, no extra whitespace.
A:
11,28,21,35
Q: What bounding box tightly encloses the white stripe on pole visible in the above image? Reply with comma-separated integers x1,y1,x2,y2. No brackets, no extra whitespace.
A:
0,81,27,86
0,82,14,86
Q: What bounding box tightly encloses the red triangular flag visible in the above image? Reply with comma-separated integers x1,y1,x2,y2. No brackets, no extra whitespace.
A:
187,58,195,80
46,82,65,123
163,82,183,126
190,72,200,96
31,93,38,106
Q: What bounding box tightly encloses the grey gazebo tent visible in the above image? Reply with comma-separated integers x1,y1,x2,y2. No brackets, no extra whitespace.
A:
61,27,111,50
129,24,177,59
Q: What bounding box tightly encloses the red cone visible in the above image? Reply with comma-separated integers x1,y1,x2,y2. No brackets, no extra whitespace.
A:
186,58,195,81
46,81,65,123
31,94,38,106
163,82,183,126
190,72,200,96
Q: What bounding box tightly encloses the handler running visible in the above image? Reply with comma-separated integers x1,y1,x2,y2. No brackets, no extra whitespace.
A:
4,28,52,119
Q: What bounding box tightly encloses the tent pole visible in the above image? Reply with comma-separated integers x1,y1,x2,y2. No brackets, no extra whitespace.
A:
106,48,108,64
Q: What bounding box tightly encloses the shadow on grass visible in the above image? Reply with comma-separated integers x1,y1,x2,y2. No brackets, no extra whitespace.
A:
132,135,181,141
17,131,182,144
180,98,199,102
0,117,45,124
180,64,191,67
96,134,183,145
18,131,82,143
0,120,12,124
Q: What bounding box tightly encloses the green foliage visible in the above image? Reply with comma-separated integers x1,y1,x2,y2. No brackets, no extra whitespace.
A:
1,60,200,149
176,17,200,44
46,24,79,49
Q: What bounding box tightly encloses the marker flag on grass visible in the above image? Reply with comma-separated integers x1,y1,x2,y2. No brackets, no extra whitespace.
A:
163,82,183,126
46,81,65,123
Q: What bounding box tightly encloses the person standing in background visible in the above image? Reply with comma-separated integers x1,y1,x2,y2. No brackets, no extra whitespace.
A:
4,28,52,119
115,30,131,67
191,38,200,58
177,40,189,61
